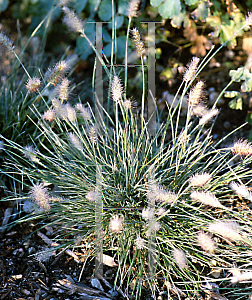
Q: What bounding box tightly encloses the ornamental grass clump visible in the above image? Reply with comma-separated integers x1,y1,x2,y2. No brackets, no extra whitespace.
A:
2,3,252,299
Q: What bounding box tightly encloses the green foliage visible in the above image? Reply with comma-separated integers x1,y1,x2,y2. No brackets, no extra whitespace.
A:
171,11,190,28
230,67,252,93
207,11,248,48
75,0,88,13
150,0,182,19
98,0,112,21
76,23,95,60
149,0,250,58
0,0,8,12
225,91,243,110
4,0,252,63
228,66,252,140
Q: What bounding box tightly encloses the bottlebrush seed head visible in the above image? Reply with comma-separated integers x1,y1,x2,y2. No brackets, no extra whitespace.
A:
142,207,155,221
55,78,70,101
52,98,67,120
131,28,145,56
189,173,212,187
208,220,243,242
65,103,76,123
111,76,123,103
135,235,145,250
232,139,252,157
89,126,97,143
85,191,99,202
147,183,177,204
231,271,252,283
0,31,14,52
188,81,204,107
122,99,133,109
109,215,123,233
68,132,83,151
45,61,68,86
29,183,50,211
75,103,91,120
62,6,84,34
172,248,187,269
190,191,223,208
199,108,219,126
197,231,216,253
128,0,140,18
26,77,41,93
230,181,252,201
42,109,56,122
192,103,209,117
183,57,200,82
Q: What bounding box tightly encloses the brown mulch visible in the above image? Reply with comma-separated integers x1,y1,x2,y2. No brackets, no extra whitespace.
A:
0,219,121,300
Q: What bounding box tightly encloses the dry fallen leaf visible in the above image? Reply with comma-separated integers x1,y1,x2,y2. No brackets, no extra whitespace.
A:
102,254,118,267
191,35,212,57
91,277,104,291
184,20,212,56
243,37,252,54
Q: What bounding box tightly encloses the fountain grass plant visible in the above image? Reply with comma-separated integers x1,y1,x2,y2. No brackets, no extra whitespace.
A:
2,1,252,299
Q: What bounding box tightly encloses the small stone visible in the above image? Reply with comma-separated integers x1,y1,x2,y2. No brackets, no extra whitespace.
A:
225,50,235,59
105,269,113,277
28,247,36,255
209,91,224,106
108,289,118,297
21,289,31,296
223,121,231,129
91,277,104,291
23,240,30,248
13,248,24,257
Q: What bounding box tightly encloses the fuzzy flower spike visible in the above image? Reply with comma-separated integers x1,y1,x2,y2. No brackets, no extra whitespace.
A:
189,172,212,187
45,61,68,86
190,191,224,208
230,181,252,201
232,139,252,157
197,231,216,253
55,78,70,102
199,108,219,126
111,75,123,103
172,248,187,269
29,183,50,211
62,6,84,34
0,31,14,52
42,109,56,122
183,57,200,82
131,28,145,56
26,77,41,93
208,220,243,242
188,81,204,107
109,215,123,233
128,0,140,18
